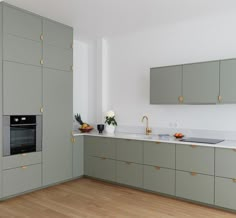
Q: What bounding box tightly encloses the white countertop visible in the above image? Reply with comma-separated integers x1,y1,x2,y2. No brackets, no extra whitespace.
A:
73,130,236,149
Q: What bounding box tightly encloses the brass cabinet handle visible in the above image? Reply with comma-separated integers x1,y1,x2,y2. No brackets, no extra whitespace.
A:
101,157,107,160
21,153,27,156
190,172,197,176
155,166,160,170
191,145,197,148
232,179,236,183
218,95,222,102
21,166,27,169
126,162,131,165
178,96,184,103
233,149,236,152
71,137,75,143
155,142,160,144
40,59,44,65
40,34,44,41
40,107,43,113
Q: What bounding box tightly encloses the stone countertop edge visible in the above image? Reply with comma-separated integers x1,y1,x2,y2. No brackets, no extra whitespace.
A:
72,130,236,149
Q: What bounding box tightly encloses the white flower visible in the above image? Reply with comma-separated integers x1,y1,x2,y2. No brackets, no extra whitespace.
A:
106,110,115,118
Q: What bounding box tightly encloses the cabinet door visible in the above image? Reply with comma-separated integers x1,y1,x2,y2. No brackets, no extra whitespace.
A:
2,164,42,197
215,177,236,210
116,139,143,164
43,19,73,49
220,59,236,103
43,68,73,186
150,66,182,104
176,170,214,204
4,34,42,66
215,148,236,178
183,61,219,104
73,136,84,178
84,136,116,159
3,5,42,41
116,161,143,188
143,142,175,169
3,61,42,115
176,144,214,175
143,165,175,195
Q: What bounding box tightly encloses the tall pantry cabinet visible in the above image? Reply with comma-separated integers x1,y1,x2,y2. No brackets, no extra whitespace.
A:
0,2,73,197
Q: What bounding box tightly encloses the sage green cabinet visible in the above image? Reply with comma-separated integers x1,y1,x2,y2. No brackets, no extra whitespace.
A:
84,136,116,159
176,144,214,175
116,161,143,188
89,156,116,182
73,136,84,178
176,170,214,204
42,68,73,186
116,139,143,164
150,66,182,104
219,59,236,103
143,165,175,195
3,5,42,41
3,61,42,115
215,177,236,210
215,148,236,178
2,164,42,197
4,34,42,66
182,61,219,104
143,142,175,169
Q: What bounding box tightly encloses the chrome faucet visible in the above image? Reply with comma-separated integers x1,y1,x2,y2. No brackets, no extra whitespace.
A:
142,115,152,135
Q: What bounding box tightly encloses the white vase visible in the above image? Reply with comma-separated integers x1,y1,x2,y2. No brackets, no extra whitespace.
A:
106,125,116,134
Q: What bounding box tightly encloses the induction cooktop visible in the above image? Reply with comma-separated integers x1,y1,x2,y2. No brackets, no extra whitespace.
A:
180,137,224,144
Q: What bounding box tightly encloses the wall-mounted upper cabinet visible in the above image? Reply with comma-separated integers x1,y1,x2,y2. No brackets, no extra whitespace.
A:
182,61,219,104
219,59,236,103
3,5,42,41
150,66,182,104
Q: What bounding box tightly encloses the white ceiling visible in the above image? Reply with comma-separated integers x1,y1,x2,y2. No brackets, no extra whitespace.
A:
4,0,236,40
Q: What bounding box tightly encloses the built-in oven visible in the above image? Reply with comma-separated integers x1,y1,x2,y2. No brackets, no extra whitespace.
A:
3,115,42,156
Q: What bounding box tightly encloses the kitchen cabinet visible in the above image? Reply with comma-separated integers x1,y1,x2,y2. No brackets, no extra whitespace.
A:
143,142,175,169
150,66,182,104
143,165,175,195
2,164,42,197
176,170,214,204
3,4,42,41
3,61,42,115
42,68,73,186
219,59,236,103
116,139,143,164
215,148,236,178
215,177,236,210
182,61,219,104
116,161,143,188
73,136,84,178
176,144,214,175
43,19,73,72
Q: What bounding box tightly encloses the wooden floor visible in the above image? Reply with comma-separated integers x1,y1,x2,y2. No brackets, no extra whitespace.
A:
0,178,235,218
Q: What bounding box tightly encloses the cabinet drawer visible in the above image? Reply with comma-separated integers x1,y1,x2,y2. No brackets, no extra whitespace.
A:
43,45,72,72
3,5,42,41
116,139,143,164
87,156,116,182
215,148,236,178
144,142,175,168
4,34,42,66
144,165,175,195
176,144,214,175
84,136,116,159
2,164,42,197
176,170,214,204
215,177,236,210
116,161,143,188
3,152,42,170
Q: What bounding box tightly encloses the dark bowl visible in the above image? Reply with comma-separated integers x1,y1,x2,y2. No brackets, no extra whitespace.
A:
97,124,105,133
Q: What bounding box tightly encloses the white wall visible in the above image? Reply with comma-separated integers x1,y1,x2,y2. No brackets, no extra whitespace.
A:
105,12,236,131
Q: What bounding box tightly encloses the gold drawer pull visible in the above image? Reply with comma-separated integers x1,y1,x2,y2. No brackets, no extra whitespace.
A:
232,179,236,183
155,166,160,170
218,95,222,102
190,172,197,176
101,157,107,160
178,96,184,103
21,153,27,156
21,166,27,169
155,142,160,144
126,162,132,165
191,145,197,148
233,149,236,152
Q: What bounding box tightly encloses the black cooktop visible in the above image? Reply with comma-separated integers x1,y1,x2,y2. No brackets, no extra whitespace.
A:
180,137,224,144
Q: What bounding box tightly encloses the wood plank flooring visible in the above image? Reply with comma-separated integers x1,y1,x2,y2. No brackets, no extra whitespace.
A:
0,178,235,217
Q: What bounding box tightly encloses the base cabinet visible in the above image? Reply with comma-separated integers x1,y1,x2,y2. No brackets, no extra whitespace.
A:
2,164,42,197
215,177,236,210
176,170,214,204
73,136,84,178
116,161,143,188
143,165,175,195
